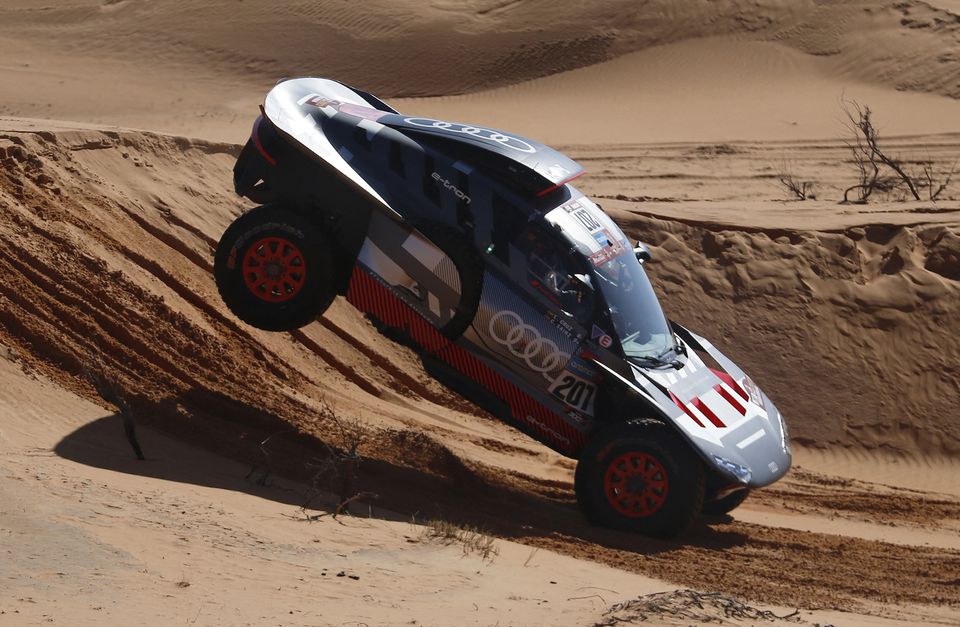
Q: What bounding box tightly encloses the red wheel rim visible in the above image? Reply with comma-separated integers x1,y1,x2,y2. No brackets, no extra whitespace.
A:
603,452,670,517
241,237,307,303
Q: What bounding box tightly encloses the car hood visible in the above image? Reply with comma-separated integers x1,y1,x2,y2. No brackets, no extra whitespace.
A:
626,326,791,488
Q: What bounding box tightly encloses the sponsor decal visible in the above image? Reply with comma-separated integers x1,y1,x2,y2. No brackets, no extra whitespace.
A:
591,324,613,349
403,117,537,154
300,94,338,109
544,310,584,342
564,356,597,380
488,310,569,378
298,94,388,122
566,409,591,426
593,229,616,248
549,373,597,415
431,171,471,204
525,414,570,446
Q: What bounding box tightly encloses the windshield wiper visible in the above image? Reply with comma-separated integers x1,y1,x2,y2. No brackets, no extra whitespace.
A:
628,346,682,369
628,354,675,369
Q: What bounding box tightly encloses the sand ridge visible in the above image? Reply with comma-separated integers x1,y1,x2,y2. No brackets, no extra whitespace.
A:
2,0,960,624
0,120,958,624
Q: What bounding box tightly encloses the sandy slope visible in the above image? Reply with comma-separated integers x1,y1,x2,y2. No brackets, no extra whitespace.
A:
0,358,676,626
2,0,960,624
4,357,946,626
1,121,958,624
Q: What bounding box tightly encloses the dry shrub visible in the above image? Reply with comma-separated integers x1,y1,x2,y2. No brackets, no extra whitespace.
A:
841,99,956,203
777,160,815,200
419,518,499,561
254,402,377,520
596,589,802,626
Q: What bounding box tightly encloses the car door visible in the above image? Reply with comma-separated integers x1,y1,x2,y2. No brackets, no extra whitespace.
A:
468,217,599,415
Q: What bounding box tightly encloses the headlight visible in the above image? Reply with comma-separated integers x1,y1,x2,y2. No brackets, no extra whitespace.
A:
776,409,791,455
741,376,765,411
712,455,752,484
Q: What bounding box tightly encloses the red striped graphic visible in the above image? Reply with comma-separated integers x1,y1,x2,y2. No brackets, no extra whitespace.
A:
709,367,748,401
346,266,585,452
690,397,726,428
714,383,746,415
669,391,705,428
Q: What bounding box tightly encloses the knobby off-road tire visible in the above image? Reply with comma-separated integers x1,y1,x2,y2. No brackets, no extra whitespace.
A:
215,206,337,331
702,488,750,516
575,419,705,537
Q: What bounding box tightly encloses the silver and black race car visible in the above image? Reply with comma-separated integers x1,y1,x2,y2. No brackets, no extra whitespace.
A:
215,77,791,537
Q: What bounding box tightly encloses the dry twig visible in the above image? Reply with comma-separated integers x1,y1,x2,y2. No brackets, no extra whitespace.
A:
81,364,144,460
595,589,802,625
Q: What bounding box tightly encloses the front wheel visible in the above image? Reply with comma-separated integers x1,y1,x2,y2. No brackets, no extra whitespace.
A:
214,206,338,331
574,419,705,537
702,488,749,516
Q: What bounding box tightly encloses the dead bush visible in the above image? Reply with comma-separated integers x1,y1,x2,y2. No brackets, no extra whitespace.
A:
777,160,815,200
840,99,955,203
254,404,376,520
418,518,499,561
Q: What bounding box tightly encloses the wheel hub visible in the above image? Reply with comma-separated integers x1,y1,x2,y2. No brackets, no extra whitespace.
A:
603,451,670,518
242,237,307,303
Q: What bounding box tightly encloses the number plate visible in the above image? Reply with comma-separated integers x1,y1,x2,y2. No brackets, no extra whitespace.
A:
548,373,597,416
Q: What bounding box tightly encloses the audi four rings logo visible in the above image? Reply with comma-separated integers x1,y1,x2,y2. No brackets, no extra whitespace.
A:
489,310,569,376
404,118,537,154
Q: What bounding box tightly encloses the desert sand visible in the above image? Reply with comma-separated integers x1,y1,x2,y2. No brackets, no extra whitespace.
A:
1,0,959,625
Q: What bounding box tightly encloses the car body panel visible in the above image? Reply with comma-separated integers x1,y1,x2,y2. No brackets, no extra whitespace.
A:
238,76,791,488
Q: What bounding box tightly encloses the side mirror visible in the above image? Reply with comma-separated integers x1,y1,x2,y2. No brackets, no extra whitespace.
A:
634,241,652,264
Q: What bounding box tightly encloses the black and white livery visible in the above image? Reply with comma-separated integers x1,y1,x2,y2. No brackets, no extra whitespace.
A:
215,78,791,537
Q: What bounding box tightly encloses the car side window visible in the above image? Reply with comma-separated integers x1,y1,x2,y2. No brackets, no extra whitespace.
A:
514,223,593,322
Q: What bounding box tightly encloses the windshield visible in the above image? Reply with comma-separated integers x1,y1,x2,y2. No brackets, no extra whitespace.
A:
544,197,676,364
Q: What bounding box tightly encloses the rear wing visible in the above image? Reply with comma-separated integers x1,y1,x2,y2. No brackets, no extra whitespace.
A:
262,77,584,200
379,115,584,198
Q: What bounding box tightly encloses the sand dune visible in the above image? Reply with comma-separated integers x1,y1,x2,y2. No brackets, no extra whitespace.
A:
399,36,960,144
3,1,960,143
1,119,958,623
2,0,960,623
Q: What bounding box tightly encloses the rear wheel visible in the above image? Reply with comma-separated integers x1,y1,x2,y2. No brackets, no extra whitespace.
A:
575,419,704,537
215,206,337,331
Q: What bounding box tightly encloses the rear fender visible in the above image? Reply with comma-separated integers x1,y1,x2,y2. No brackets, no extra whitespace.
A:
233,114,281,204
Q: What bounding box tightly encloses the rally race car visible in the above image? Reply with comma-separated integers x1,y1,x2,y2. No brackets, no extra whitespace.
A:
214,77,791,537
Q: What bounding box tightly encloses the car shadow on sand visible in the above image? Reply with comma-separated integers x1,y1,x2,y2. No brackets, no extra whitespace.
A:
53,397,749,559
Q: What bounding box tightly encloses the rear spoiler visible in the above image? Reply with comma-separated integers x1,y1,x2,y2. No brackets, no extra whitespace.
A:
380,116,585,198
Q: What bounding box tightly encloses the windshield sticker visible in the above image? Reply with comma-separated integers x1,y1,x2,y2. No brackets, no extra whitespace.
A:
562,201,602,231
591,324,613,349
589,239,627,266
549,373,597,415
